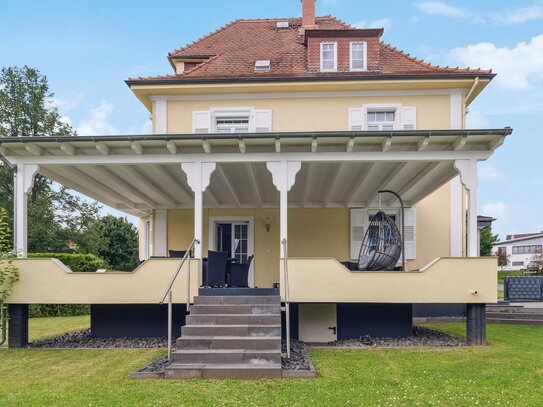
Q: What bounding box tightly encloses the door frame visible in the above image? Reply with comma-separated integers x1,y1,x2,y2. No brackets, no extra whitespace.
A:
208,216,255,287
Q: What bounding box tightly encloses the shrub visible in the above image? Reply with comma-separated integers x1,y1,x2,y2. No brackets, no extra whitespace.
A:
28,253,105,272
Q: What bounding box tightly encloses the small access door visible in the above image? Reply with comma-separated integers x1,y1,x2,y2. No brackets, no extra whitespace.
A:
298,304,337,343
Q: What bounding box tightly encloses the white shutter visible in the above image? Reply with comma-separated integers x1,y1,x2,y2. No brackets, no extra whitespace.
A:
348,108,365,131
350,208,366,260
401,106,417,130
403,208,416,260
192,111,211,134
253,110,272,133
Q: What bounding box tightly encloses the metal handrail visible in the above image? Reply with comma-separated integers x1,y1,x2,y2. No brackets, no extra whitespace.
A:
282,238,291,359
159,238,199,360
0,304,7,347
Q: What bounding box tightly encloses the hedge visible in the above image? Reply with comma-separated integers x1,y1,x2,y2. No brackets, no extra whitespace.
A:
29,304,90,318
28,253,106,272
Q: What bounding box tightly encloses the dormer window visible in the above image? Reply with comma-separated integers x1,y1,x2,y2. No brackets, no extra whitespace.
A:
320,42,337,72
350,42,367,71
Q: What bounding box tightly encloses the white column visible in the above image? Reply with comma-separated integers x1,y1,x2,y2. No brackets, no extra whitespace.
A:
454,159,478,257
449,176,463,257
154,209,168,257
266,161,301,258
14,164,38,258
181,162,216,259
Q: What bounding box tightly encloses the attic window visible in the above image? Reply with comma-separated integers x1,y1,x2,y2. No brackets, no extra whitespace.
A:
276,21,289,28
320,42,337,72
350,42,367,72
254,60,271,72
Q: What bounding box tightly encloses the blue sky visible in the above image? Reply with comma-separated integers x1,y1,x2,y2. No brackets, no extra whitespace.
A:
2,0,543,240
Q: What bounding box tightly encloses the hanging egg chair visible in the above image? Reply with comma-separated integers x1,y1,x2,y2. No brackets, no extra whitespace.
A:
358,210,402,271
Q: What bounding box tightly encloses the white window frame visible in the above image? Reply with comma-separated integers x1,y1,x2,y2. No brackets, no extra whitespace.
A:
211,107,253,133
364,103,402,131
350,41,367,72
320,42,337,72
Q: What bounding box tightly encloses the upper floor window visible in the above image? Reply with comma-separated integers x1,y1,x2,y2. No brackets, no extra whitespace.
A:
320,42,337,72
367,110,396,131
216,117,250,133
512,245,542,255
350,42,367,71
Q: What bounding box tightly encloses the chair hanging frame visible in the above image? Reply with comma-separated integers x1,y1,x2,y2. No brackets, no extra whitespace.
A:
378,190,405,271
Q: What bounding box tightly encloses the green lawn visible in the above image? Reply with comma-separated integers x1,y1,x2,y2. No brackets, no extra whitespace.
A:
1,318,543,406
498,270,524,284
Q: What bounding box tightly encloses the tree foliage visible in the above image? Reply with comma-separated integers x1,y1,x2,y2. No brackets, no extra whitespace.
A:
0,208,18,305
89,216,138,271
480,227,499,256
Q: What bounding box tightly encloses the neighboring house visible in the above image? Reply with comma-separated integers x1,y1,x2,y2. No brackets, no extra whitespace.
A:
1,0,509,350
493,233,543,270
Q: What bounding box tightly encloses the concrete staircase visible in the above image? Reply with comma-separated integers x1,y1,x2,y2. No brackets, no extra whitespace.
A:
164,294,282,379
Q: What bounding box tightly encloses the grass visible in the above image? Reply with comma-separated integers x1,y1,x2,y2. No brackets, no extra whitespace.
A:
1,318,543,406
498,270,524,284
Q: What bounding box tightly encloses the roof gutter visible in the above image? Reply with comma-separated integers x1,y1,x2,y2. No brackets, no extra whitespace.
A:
125,72,496,87
0,128,513,145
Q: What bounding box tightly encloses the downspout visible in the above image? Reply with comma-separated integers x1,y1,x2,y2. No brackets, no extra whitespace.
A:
464,76,480,107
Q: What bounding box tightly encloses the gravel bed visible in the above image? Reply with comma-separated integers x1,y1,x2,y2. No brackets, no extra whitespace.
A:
28,329,168,349
329,325,465,348
282,339,312,371
136,355,171,373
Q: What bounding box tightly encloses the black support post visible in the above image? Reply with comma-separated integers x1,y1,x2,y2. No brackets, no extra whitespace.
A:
466,303,486,346
8,304,29,348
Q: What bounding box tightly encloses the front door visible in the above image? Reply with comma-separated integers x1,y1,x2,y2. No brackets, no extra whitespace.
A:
210,217,254,286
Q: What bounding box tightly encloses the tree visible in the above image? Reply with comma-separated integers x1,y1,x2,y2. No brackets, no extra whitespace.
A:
0,66,76,249
480,227,499,256
0,208,18,305
495,250,510,271
90,216,138,271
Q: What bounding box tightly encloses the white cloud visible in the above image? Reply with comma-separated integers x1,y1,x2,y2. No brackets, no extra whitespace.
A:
493,3,543,25
49,94,84,112
353,18,392,30
466,109,490,128
414,1,468,17
479,164,505,181
76,100,120,136
482,202,513,223
447,34,543,90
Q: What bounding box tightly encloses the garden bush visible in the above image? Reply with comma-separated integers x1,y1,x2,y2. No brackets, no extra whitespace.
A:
28,253,105,272
29,304,90,318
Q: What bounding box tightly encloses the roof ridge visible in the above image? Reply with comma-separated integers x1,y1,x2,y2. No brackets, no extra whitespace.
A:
381,42,492,74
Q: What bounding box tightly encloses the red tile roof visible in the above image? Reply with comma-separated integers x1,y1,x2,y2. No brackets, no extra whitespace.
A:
127,16,492,84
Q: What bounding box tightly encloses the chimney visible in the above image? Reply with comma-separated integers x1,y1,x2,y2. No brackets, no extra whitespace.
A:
301,0,316,28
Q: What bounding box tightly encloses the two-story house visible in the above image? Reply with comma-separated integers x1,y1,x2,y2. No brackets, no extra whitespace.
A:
1,0,510,378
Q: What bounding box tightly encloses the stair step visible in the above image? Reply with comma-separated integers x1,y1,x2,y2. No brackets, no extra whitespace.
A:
182,324,281,337
186,314,281,326
164,363,282,379
170,349,281,364
194,295,280,305
177,336,281,350
198,288,279,296
189,304,281,315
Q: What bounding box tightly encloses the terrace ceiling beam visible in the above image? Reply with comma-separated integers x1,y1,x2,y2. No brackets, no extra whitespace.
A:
131,141,143,155
275,139,281,153
345,162,376,205
115,165,178,206
239,139,246,153
215,165,241,207
394,162,448,204
86,165,159,208
96,142,110,155
364,162,408,206
60,143,75,156
452,136,467,151
246,163,262,207
25,144,42,156
302,163,315,207
417,136,429,151
381,136,392,152
42,166,148,213
147,164,194,204
166,141,177,154
311,138,318,153
346,138,355,152
323,163,343,206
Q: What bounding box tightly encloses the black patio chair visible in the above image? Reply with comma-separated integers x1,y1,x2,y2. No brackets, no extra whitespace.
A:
205,250,229,287
230,255,254,288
